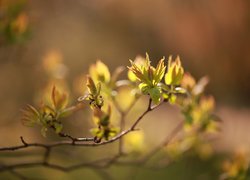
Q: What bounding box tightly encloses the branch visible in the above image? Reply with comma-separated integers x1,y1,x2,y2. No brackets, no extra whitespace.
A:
115,96,140,155
0,99,159,152
0,98,163,174
142,120,183,162
0,155,123,172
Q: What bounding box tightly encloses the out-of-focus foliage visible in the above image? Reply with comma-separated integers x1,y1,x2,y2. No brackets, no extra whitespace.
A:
42,50,68,80
180,73,219,133
124,131,145,153
221,149,250,180
164,72,219,163
0,0,30,43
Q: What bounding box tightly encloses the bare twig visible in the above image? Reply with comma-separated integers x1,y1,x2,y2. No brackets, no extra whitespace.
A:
142,120,183,162
114,120,183,167
116,97,140,155
0,98,164,175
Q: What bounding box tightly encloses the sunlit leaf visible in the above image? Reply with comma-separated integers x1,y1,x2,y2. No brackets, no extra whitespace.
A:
127,56,146,82
51,86,68,111
54,122,63,134
86,76,97,95
165,56,184,86
89,60,110,83
169,94,177,104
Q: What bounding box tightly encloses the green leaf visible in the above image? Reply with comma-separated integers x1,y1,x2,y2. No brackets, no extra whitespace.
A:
169,94,177,104
86,76,97,95
54,122,63,134
162,93,169,100
138,83,150,94
91,128,104,138
51,86,68,111
153,57,166,85
100,115,110,127
165,56,184,86
148,87,161,104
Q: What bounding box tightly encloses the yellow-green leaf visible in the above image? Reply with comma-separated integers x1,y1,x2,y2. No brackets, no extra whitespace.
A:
89,60,110,83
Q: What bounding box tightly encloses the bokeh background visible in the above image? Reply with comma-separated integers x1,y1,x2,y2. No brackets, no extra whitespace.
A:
0,0,250,179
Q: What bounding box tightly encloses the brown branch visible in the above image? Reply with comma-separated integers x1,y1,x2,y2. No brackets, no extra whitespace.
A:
118,113,126,155
116,96,140,155
131,98,157,130
0,129,134,151
1,99,156,152
0,98,162,175
0,98,183,180
0,155,123,173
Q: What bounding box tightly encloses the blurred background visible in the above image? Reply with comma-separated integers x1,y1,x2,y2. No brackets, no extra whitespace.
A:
0,0,250,179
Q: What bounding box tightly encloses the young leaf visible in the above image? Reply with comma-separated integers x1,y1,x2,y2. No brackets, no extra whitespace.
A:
51,86,68,111
165,56,184,86
86,76,97,95
148,87,161,104
21,105,40,127
89,60,111,83
54,122,63,134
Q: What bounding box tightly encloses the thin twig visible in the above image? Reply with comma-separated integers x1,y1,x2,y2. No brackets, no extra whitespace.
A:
0,156,121,173
130,98,154,130
114,121,183,166
117,96,140,155
142,120,183,162
8,169,27,180
118,113,125,155
0,98,161,174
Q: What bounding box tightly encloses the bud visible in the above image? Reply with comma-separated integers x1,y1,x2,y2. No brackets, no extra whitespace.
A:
165,56,184,86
